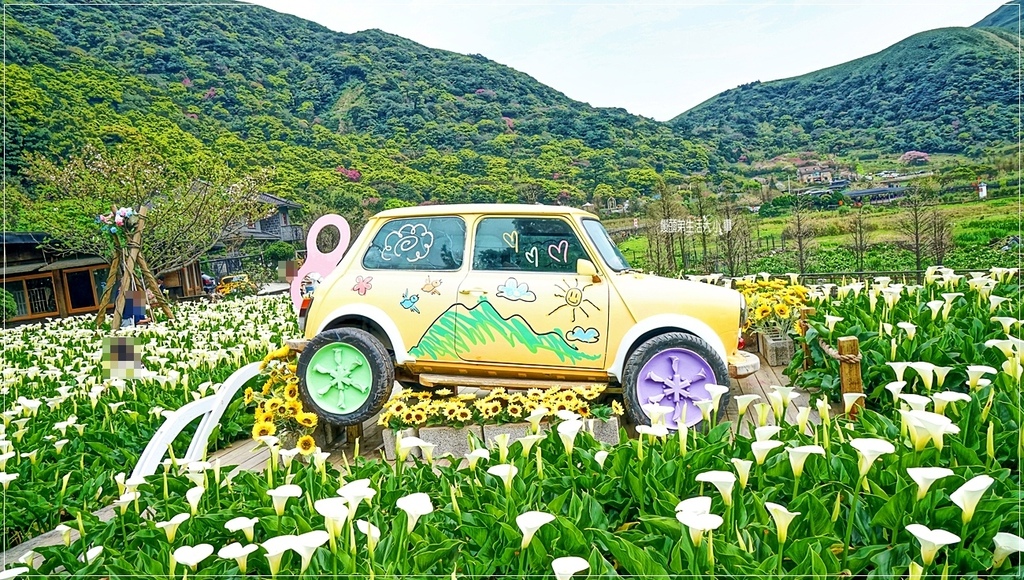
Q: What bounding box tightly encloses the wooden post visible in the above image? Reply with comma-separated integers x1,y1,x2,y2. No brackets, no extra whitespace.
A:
800,307,816,370
95,253,120,325
838,336,864,418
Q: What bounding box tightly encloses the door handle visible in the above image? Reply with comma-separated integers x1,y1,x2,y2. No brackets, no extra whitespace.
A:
459,288,488,295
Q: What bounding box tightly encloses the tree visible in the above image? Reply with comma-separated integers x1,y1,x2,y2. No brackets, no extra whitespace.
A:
786,193,816,273
928,206,952,265
685,184,718,274
849,207,871,272
717,201,747,276
896,182,936,273
644,180,685,276
23,143,272,275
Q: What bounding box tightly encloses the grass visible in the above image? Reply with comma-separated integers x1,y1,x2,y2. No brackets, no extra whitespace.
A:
613,196,1018,267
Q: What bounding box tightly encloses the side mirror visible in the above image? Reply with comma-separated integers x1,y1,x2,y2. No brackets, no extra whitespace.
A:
576,259,601,283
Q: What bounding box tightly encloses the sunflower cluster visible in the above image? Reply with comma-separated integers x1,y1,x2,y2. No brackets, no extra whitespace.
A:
245,345,318,454
735,277,809,335
377,385,624,430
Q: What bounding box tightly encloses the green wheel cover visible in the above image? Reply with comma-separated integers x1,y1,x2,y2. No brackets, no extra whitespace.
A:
303,342,374,414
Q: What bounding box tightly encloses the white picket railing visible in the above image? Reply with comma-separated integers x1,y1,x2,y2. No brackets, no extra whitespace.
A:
130,362,263,480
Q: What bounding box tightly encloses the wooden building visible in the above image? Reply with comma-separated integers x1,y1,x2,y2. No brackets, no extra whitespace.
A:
2,232,202,324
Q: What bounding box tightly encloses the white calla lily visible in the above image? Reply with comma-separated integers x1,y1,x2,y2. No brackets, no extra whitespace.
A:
950,474,994,524
173,544,213,571
293,530,329,574
487,463,519,493
225,516,259,542
993,532,1024,568
848,438,895,478
751,440,783,465
516,510,556,549
787,445,825,478
551,556,591,580
261,535,296,578
156,512,190,543
906,523,959,566
218,542,257,574
906,467,953,501
396,492,434,533
764,502,800,544
557,419,583,456
266,484,302,516
695,470,736,506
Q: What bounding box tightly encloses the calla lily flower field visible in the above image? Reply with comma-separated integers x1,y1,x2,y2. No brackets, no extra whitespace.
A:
0,296,293,546
2,267,1022,578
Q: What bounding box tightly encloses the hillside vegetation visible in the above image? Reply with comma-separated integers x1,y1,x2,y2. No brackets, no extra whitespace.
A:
5,0,711,230
671,25,1019,162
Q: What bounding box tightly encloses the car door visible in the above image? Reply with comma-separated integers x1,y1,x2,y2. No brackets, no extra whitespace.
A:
455,215,609,370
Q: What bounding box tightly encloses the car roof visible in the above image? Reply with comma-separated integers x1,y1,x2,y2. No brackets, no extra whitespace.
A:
374,204,597,219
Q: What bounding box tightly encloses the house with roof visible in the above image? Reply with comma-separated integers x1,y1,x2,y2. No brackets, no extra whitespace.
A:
224,193,303,243
796,165,834,184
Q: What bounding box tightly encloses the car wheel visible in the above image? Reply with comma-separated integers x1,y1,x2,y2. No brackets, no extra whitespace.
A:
296,327,394,427
622,332,730,430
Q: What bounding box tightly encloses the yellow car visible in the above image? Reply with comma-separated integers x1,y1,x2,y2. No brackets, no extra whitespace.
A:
297,205,758,429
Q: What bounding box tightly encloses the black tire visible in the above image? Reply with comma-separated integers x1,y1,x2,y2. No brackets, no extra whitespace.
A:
296,327,394,427
622,332,730,429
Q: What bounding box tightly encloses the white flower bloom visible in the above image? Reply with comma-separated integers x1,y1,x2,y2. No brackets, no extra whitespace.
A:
906,467,954,501
899,393,932,412
396,492,434,533
966,366,998,390
751,440,783,465
356,519,381,551
764,502,800,544
173,544,213,570
261,535,296,578
695,470,736,506
848,438,895,478
787,445,825,478
516,510,556,549
314,497,349,539
225,516,259,542
887,362,912,383
516,434,545,456
465,448,490,470
730,458,752,489
931,391,971,415
266,484,302,516
218,542,258,574
294,530,330,574
487,463,519,493
594,450,609,468
734,394,760,417
676,511,724,546
906,523,959,566
557,419,583,456
950,474,994,524
754,426,782,442
552,556,591,580
993,532,1024,568
843,393,866,415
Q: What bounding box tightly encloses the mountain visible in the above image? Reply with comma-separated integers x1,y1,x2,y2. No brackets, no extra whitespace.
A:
410,297,599,364
4,0,713,227
670,6,1019,161
973,2,1020,32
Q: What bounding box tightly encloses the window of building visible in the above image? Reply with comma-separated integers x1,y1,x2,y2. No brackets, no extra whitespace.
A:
4,274,60,319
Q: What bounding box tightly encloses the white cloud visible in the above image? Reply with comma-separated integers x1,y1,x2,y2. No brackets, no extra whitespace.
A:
247,0,1007,120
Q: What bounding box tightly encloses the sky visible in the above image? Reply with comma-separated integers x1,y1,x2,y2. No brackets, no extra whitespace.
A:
246,0,1011,121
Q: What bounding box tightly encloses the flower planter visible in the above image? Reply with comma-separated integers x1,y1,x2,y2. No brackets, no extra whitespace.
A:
586,416,621,446
741,330,759,353
417,424,484,460
381,427,419,462
482,421,534,445
758,329,795,367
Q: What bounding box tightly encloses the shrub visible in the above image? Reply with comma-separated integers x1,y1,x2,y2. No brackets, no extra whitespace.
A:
0,288,17,320
263,241,296,263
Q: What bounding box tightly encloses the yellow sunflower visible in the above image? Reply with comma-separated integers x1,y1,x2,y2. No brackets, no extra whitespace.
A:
755,305,772,320
265,397,284,415
435,388,453,397
611,400,625,416
411,410,427,424
243,387,255,405
297,435,316,455
297,412,318,428
402,410,416,423
284,383,300,401
507,404,524,418
774,304,791,319
455,408,472,422
284,400,302,417
252,421,276,439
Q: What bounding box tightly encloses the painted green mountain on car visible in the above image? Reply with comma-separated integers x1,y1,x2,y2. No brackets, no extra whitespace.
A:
410,297,600,363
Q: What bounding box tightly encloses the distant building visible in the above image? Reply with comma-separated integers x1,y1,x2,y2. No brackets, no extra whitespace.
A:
224,193,303,243
797,165,834,184
2,232,202,323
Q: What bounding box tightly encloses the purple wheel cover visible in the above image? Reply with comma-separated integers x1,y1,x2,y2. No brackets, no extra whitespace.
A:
636,348,715,429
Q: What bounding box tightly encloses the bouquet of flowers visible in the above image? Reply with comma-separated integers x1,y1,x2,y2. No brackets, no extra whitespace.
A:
245,345,319,454
96,206,138,238
735,276,809,336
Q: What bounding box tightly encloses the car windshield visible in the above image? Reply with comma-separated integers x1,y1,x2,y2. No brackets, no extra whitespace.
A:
582,218,631,272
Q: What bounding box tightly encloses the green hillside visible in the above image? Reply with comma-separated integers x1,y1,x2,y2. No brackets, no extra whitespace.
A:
973,2,1020,32
670,25,1019,161
4,0,713,230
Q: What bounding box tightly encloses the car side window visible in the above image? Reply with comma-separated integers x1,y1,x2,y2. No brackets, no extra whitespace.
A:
472,217,590,272
362,217,466,270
